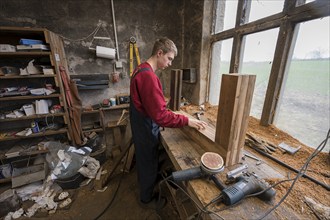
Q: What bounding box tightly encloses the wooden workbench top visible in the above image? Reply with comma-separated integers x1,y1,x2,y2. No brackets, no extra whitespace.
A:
160,127,301,220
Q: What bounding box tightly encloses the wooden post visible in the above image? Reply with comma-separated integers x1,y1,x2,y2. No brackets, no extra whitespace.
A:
169,69,183,111
215,74,256,166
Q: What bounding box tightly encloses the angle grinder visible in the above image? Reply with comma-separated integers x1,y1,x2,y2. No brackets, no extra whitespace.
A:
171,152,224,182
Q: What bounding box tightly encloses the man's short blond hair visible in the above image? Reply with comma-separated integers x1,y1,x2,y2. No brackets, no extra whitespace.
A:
151,37,178,56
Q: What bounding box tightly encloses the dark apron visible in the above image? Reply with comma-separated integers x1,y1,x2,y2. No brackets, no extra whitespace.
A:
130,68,160,202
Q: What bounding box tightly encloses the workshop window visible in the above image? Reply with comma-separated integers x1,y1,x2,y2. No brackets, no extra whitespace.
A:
213,0,238,34
209,38,233,105
274,17,330,152
248,0,285,23
241,28,279,119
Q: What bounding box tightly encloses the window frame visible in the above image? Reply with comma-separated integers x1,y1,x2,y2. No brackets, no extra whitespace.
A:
208,0,330,126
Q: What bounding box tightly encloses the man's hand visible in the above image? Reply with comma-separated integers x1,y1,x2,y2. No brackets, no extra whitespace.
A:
188,118,208,130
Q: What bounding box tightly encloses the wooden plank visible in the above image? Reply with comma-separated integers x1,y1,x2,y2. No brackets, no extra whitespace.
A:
0,128,67,141
0,26,45,32
0,94,60,101
123,144,135,172
0,52,51,56
178,111,227,161
236,76,256,162
46,31,72,142
169,69,182,111
113,127,122,149
215,74,256,166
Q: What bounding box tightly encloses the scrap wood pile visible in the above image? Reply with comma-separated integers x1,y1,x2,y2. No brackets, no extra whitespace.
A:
245,132,278,154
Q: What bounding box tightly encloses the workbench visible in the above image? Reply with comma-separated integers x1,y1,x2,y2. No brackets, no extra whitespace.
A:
160,127,302,220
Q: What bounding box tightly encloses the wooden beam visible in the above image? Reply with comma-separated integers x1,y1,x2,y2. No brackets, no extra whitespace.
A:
215,74,256,166
229,0,251,73
169,69,182,111
235,0,252,27
210,0,330,44
229,34,244,74
261,21,296,126
289,0,330,23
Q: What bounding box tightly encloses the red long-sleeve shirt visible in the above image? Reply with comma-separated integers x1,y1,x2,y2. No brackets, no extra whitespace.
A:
130,62,188,128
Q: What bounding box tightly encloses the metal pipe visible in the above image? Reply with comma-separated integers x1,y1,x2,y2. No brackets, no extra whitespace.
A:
249,146,330,191
111,0,120,60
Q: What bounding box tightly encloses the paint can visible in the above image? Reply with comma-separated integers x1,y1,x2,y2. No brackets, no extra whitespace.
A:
31,121,39,133
110,98,116,106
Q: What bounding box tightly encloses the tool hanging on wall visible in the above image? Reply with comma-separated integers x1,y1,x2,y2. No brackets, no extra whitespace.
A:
129,37,141,77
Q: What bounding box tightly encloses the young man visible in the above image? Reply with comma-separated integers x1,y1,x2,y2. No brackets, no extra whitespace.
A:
130,37,207,209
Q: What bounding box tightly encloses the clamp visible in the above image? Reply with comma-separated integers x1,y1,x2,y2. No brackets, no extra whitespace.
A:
129,37,141,77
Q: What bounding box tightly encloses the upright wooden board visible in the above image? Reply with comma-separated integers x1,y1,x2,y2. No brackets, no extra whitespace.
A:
46,30,73,141
169,69,183,111
215,74,256,166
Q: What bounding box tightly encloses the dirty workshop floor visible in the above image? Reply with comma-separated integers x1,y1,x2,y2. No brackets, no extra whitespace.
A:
12,154,182,220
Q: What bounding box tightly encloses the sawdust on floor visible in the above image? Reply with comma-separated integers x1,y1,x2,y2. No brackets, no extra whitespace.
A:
181,103,330,219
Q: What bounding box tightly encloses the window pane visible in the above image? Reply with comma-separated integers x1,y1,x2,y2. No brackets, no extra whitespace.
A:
240,28,279,118
213,0,238,34
209,39,233,105
249,0,284,23
274,17,330,152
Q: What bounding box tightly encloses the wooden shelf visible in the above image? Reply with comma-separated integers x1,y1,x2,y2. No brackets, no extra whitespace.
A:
0,27,72,186
0,113,65,122
0,26,45,33
0,51,51,56
0,178,11,184
82,103,129,114
0,75,56,79
0,149,49,160
107,120,128,128
82,128,103,133
0,128,67,141
0,93,60,101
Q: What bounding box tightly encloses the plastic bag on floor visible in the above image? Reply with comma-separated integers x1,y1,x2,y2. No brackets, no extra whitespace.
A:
78,156,100,179
45,141,85,180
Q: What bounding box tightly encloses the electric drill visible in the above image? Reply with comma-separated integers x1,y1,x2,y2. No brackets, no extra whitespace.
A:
171,169,276,205
221,173,276,205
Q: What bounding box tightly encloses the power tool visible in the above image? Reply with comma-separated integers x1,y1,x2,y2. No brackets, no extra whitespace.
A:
220,173,276,205
170,152,276,205
171,152,225,182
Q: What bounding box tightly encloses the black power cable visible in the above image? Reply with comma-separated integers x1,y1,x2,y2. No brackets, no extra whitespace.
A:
94,143,131,220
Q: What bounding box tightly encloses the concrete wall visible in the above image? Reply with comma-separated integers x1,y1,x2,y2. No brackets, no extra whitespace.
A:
0,0,207,106
181,0,212,105
181,0,203,104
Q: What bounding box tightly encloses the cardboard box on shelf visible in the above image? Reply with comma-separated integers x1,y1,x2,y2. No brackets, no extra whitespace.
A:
23,104,36,116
